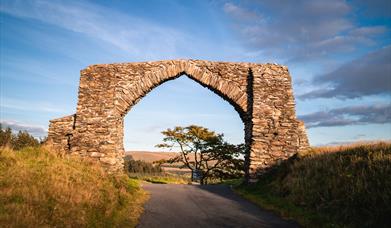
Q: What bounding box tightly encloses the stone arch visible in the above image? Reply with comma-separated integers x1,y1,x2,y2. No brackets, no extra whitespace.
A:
115,62,247,120
47,59,309,181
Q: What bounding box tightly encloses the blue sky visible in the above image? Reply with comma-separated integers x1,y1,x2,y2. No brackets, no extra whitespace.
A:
0,0,390,151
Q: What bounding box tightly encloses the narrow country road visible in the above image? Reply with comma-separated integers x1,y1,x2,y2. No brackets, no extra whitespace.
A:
137,183,299,228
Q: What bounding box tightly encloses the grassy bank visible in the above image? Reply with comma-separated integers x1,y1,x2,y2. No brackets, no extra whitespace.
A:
235,142,391,227
0,147,147,227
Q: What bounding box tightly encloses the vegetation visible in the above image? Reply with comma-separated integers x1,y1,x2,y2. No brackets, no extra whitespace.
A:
0,146,147,227
125,155,189,184
234,142,391,227
0,125,41,150
157,125,245,184
125,156,162,174
127,173,190,184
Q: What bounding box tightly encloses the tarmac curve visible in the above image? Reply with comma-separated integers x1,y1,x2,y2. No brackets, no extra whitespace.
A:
137,183,299,228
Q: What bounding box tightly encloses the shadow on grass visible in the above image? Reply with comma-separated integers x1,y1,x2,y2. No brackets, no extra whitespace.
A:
235,142,391,228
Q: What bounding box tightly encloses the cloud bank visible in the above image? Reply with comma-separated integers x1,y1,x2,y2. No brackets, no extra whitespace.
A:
223,0,388,62
0,0,196,60
1,120,47,137
299,46,391,99
298,103,391,128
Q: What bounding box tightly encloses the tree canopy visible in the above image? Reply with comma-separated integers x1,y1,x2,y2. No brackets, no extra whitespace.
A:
0,124,40,150
156,125,244,184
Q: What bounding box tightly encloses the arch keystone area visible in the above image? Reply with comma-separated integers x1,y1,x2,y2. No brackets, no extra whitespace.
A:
47,59,309,181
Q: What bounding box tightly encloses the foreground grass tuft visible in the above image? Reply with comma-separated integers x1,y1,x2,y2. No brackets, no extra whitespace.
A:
0,147,147,227
235,142,391,228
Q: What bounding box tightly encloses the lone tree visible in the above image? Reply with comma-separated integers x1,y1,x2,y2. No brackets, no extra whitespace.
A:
156,125,245,184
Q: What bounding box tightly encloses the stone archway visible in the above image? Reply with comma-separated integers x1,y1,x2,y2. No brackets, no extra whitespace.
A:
47,60,309,180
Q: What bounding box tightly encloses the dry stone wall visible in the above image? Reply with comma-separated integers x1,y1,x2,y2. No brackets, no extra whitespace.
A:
47,115,75,152
47,59,309,180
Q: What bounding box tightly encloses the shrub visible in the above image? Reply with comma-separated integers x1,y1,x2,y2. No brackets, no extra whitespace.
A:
125,157,162,174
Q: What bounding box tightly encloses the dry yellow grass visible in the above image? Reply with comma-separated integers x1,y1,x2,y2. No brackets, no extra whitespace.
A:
310,140,391,154
0,146,148,227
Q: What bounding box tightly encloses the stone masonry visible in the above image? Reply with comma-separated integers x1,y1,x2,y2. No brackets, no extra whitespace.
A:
47,59,309,180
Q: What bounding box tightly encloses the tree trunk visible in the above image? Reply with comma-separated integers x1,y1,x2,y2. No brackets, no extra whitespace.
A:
191,169,194,182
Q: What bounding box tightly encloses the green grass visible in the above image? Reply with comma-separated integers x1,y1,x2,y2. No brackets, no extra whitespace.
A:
235,179,332,227
214,178,244,186
0,146,148,227
128,172,190,184
234,142,391,228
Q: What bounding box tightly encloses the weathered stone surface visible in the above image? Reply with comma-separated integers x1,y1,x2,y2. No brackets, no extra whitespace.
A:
47,59,310,179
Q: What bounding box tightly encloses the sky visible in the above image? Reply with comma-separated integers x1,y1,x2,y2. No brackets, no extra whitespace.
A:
0,0,390,151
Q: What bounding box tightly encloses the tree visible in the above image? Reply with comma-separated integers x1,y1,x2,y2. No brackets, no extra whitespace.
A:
11,130,40,150
156,125,245,184
124,155,162,174
0,124,40,150
0,124,13,147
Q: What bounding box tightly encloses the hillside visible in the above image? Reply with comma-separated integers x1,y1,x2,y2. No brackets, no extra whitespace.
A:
235,142,391,227
126,151,216,164
126,151,192,175
126,151,180,163
0,147,147,227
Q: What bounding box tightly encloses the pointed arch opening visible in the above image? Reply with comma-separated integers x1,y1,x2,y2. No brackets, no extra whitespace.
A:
122,73,247,181
123,74,246,152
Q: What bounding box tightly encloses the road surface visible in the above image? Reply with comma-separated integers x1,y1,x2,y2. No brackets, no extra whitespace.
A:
137,183,299,228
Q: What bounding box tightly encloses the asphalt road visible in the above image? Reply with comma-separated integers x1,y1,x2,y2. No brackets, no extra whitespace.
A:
137,183,299,228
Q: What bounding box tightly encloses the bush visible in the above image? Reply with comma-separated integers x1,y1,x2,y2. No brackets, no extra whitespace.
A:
125,157,162,174
0,147,147,227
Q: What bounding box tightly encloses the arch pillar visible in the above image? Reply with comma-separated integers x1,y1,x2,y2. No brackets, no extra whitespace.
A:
246,64,309,179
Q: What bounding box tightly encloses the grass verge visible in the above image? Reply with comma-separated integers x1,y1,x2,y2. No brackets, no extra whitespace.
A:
128,173,190,184
0,146,148,227
233,142,391,228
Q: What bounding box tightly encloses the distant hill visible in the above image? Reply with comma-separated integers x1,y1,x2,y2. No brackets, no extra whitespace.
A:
125,151,180,163
126,151,192,175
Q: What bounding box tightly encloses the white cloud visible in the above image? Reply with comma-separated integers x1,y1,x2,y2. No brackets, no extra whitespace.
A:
223,0,388,62
300,46,391,99
223,2,260,21
0,97,66,113
1,119,47,137
349,26,388,37
0,0,198,60
298,103,391,128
